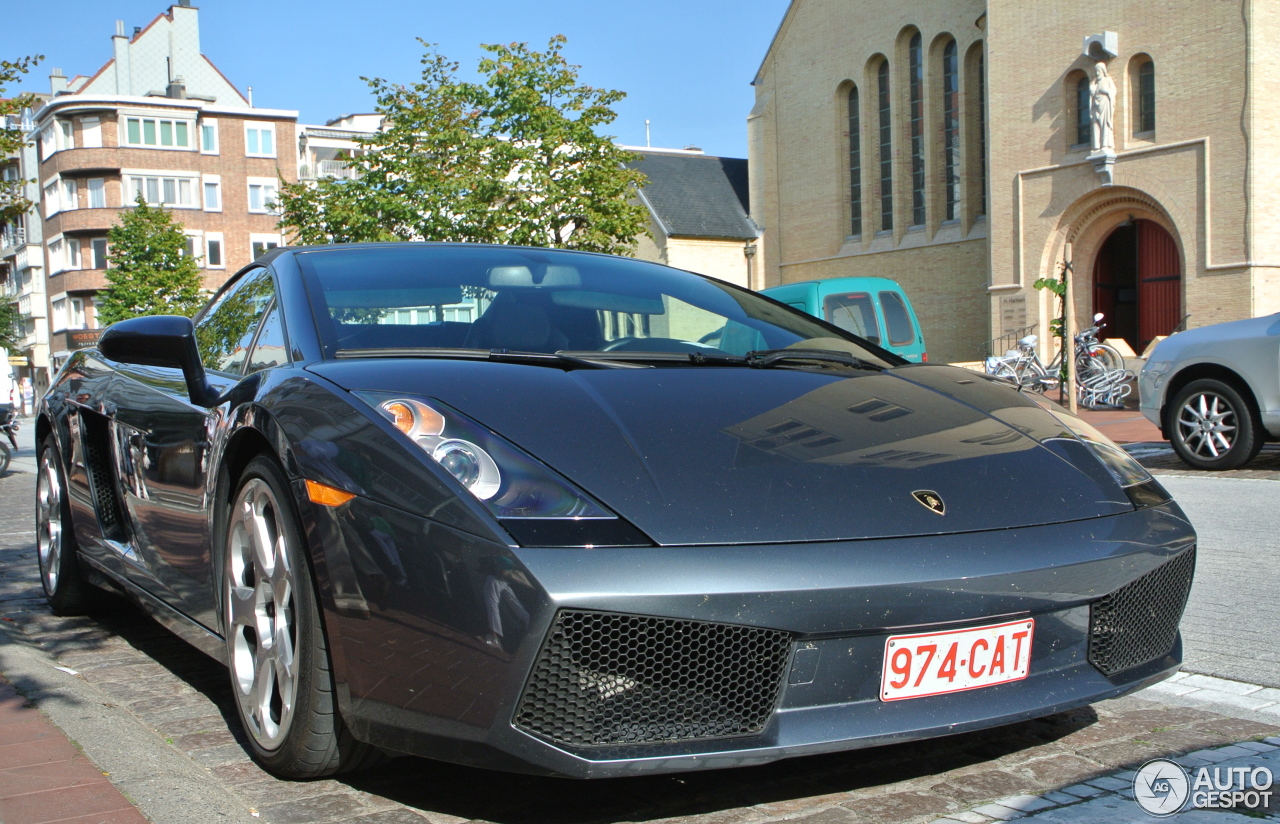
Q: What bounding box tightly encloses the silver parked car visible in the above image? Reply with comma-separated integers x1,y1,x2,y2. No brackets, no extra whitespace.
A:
1139,313,1280,469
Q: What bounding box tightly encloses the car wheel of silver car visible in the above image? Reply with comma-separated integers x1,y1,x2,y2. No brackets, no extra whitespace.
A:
36,436,93,615
224,455,380,778
1169,378,1263,471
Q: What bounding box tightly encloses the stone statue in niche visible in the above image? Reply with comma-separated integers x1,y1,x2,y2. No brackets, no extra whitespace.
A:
1090,62,1116,153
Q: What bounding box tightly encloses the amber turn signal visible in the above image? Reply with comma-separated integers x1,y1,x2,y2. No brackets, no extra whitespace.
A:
305,479,356,507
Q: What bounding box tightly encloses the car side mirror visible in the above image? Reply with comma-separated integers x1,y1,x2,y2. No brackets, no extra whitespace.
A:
98,315,221,407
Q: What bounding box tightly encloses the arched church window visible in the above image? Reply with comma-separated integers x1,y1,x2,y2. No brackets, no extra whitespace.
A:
942,39,960,221
908,33,925,226
1136,59,1155,134
877,61,892,232
1076,76,1091,146
847,85,862,236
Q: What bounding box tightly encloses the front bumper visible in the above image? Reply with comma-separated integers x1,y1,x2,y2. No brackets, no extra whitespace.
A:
306,496,1195,778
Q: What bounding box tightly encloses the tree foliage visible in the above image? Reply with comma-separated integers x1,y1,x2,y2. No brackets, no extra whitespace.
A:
0,54,42,226
278,36,649,255
98,197,205,325
0,300,23,353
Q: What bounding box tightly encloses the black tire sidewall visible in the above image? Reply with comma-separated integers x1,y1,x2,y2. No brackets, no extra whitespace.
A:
38,435,88,611
225,456,338,772
1168,379,1261,470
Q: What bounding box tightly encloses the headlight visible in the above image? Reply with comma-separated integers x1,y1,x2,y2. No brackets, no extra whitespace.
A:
355,392,651,547
1026,395,1171,507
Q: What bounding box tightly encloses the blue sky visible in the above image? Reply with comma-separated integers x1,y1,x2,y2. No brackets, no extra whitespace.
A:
2,0,790,159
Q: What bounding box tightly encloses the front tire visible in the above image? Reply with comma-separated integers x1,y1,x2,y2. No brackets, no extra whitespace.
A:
223,456,377,778
1168,379,1263,470
36,436,94,615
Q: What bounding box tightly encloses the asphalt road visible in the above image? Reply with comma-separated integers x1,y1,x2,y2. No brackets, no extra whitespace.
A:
1159,475,1280,688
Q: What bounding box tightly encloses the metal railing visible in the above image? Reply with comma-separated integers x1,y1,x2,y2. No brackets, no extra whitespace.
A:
0,227,26,250
985,323,1038,358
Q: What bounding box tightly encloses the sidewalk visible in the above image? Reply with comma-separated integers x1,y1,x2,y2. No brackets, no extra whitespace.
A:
0,675,149,824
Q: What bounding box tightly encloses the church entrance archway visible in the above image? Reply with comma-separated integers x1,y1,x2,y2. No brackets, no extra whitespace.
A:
1092,218,1181,353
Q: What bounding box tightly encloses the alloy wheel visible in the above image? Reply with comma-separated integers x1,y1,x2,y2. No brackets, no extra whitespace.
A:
226,478,298,750
1177,391,1237,459
36,451,62,595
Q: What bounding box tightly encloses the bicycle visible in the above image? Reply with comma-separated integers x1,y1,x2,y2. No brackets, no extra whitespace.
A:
985,313,1132,406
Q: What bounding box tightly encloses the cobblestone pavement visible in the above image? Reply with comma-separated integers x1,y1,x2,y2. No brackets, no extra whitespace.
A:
2,470,1279,824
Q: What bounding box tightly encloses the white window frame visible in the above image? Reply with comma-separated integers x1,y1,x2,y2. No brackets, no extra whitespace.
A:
38,125,55,161
246,177,280,214
205,232,226,269
87,177,106,209
81,117,102,149
69,297,86,330
43,181,59,217
59,119,75,151
61,178,78,211
250,233,282,260
51,296,68,333
120,114,195,150
182,230,203,264
244,123,277,158
202,174,222,212
124,170,200,209
200,118,219,155
90,237,109,270
47,238,63,273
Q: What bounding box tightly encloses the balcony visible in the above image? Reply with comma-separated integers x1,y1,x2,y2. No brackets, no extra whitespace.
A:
300,158,357,180
18,294,46,319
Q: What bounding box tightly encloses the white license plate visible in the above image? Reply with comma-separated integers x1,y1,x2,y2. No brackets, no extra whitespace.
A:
880,618,1035,702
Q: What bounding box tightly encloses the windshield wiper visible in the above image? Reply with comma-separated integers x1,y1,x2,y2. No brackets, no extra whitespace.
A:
334,348,617,370
744,348,886,371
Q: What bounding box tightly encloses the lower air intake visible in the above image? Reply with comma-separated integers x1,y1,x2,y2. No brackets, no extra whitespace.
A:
1089,548,1195,676
514,609,793,748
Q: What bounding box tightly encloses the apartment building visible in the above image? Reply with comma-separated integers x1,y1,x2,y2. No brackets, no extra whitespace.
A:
24,0,297,372
1,100,48,394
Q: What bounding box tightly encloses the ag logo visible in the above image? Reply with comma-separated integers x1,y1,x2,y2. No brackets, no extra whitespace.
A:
912,490,945,515
1134,758,1190,817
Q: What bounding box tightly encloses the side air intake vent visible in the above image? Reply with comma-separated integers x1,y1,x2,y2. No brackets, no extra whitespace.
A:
514,610,793,748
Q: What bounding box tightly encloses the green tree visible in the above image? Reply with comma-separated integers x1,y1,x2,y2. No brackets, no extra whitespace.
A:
98,197,205,325
278,37,649,255
0,300,24,353
0,54,42,226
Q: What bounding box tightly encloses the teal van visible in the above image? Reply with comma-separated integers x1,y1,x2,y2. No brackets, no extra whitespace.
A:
761,277,928,363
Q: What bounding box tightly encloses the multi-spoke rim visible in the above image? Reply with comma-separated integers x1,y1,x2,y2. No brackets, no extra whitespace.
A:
226,478,298,751
1177,391,1237,459
36,451,62,596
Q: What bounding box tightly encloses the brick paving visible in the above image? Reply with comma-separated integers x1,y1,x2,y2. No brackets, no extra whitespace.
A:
2,463,1280,823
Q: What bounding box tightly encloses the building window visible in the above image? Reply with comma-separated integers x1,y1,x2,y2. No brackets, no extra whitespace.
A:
43,182,58,217
128,174,197,208
61,179,78,211
206,233,225,268
87,178,105,209
51,298,66,332
81,117,102,149
38,125,54,160
66,238,81,269
908,33,925,227
1076,76,1091,147
877,60,892,232
247,179,279,214
123,116,192,149
1137,60,1155,134
251,235,281,259
203,177,222,211
942,39,960,222
48,239,61,272
91,238,109,269
200,119,219,154
245,124,276,158
60,120,75,150
69,298,85,330
847,85,862,237
977,52,987,217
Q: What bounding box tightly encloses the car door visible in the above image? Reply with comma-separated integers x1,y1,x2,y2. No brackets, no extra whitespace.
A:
109,268,278,630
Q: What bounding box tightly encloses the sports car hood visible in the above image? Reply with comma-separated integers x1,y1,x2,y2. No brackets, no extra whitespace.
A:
310,361,1133,545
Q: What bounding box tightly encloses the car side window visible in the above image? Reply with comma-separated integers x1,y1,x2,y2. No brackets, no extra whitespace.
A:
879,291,915,346
823,293,881,345
195,269,276,375
245,303,289,374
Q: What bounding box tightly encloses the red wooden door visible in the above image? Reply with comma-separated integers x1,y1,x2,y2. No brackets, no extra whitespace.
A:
1092,240,1118,325
1136,220,1182,348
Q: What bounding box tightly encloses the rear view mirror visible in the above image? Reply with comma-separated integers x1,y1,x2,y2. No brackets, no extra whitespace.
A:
99,315,220,407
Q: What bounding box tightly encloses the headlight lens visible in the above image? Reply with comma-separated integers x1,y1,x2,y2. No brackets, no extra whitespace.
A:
1026,395,1152,488
358,392,614,519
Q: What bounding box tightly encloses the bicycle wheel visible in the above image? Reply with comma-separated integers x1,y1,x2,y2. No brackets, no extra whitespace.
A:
1084,343,1125,373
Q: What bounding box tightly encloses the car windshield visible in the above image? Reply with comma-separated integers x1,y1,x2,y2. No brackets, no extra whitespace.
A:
296,244,900,366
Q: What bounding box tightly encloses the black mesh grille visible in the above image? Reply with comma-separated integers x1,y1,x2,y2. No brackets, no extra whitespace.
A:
79,411,124,539
514,610,793,748
1089,548,1195,676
